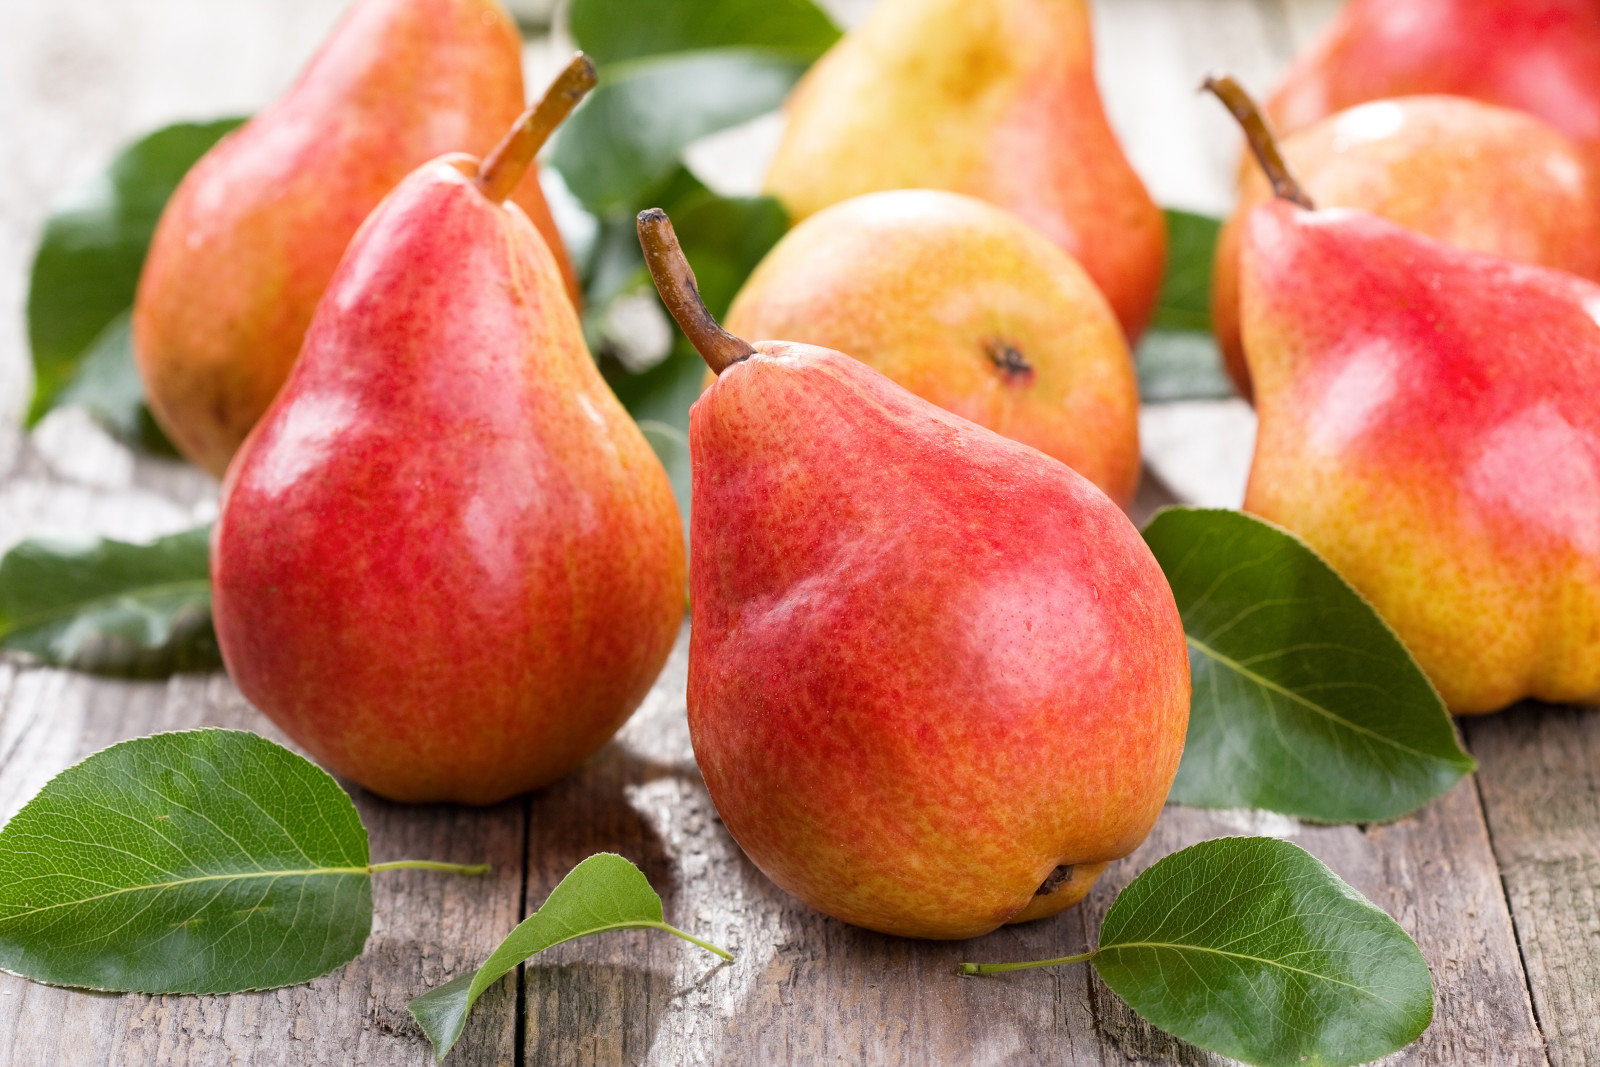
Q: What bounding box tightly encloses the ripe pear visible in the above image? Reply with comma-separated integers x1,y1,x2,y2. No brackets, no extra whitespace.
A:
1214,95,1600,400
134,0,580,478
639,210,1189,939
724,190,1141,506
212,61,685,805
764,0,1165,340
1267,0,1600,157
1213,77,1600,713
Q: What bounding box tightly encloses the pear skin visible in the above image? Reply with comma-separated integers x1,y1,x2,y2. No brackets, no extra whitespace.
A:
211,154,682,805
724,190,1141,506
765,0,1165,340
1241,201,1600,713
685,343,1188,938
1215,95,1600,400
1267,0,1600,157
134,0,579,478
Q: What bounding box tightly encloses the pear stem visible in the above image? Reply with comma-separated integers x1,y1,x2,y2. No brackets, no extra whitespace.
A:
637,208,757,375
1202,74,1314,210
477,53,598,204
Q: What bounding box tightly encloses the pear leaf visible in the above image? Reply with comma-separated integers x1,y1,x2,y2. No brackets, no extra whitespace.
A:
638,420,691,554
1137,209,1235,402
0,525,221,678
550,49,808,217
408,853,731,1062
0,729,373,993
570,0,839,66
960,837,1434,1067
50,311,179,454
1144,507,1475,822
27,117,244,438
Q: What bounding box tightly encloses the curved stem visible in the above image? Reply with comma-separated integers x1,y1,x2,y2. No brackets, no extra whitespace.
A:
958,950,1097,976
637,208,757,375
1202,74,1314,210
642,921,736,961
477,53,598,204
369,860,491,877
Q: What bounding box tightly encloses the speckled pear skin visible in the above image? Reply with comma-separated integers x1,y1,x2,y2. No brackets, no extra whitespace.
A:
1241,201,1600,714
1267,0,1600,156
1215,96,1600,401
724,190,1140,506
211,158,684,805
764,0,1164,340
686,343,1189,939
134,0,579,479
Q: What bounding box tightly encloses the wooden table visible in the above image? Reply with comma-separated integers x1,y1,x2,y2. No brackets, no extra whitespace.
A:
0,1,1591,1063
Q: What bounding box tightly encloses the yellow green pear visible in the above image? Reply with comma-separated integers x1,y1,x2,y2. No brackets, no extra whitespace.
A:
725,190,1141,506
765,0,1165,340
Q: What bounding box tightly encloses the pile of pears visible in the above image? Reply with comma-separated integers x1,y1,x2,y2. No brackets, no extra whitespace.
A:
124,0,1600,943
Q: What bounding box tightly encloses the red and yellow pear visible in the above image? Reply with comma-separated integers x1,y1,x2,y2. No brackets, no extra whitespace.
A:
1266,0,1600,158
212,59,684,804
135,0,580,478
724,190,1141,506
764,0,1165,340
639,210,1189,939
1214,76,1600,714
1214,94,1600,400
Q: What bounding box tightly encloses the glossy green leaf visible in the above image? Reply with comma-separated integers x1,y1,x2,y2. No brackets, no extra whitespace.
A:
570,0,839,65
1137,209,1235,402
960,837,1433,1067
1144,508,1474,822
0,729,371,993
0,525,220,677
26,117,243,430
550,49,808,216
409,853,731,1062
1096,837,1433,1066
50,312,179,454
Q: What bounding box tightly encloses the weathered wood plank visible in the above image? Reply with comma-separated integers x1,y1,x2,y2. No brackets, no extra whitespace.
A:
1466,705,1600,1067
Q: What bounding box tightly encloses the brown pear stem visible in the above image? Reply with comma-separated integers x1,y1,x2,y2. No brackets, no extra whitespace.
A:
637,208,757,375
1202,74,1314,210
477,53,598,204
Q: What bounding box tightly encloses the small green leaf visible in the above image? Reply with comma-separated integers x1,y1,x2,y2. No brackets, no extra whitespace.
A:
570,0,839,65
960,837,1433,1067
27,117,244,431
1137,210,1235,402
409,853,731,1062
51,312,179,454
550,49,808,216
638,420,691,554
1144,508,1474,822
1096,838,1433,1067
0,730,372,993
0,525,221,678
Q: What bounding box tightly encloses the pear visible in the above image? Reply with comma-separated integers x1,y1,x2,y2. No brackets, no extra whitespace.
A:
1214,95,1600,400
211,59,685,805
134,0,581,478
1213,76,1600,714
1267,0,1600,157
638,209,1189,939
764,0,1165,340
724,190,1141,506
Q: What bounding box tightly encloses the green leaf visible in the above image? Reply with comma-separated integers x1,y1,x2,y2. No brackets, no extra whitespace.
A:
0,729,372,993
960,837,1434,1067
570,0,839,66
408,853,731,1062
26,117,244,430
1096,837,1433,1067
0,525,221,678
51,312,179,454
1151,209,1220,333
638,420,691,555
1137,210,1235,402
550,49,809,216
1144,508,1474,822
